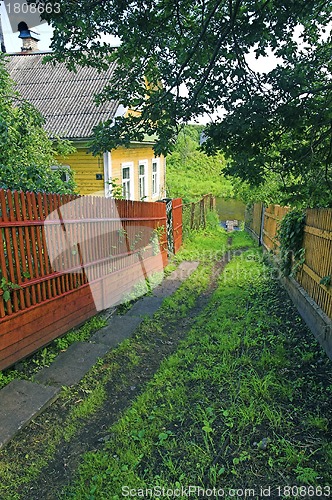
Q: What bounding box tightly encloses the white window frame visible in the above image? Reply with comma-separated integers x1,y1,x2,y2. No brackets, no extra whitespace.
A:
103,151,112,197
152,158,160,198
50,164,71,182
138,159,148,201
122,162,134,200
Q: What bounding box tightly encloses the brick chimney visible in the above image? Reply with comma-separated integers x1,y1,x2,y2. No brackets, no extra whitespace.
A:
18,21,39,52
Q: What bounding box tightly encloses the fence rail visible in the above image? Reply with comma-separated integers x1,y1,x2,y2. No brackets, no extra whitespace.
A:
0,189,172,370
246,203,332,319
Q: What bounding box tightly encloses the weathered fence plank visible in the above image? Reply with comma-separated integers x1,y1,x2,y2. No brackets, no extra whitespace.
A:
182,194,215,236
298,208,332,319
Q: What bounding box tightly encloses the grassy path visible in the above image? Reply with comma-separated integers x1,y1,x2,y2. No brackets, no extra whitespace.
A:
0,227,229,498
0,228,331,499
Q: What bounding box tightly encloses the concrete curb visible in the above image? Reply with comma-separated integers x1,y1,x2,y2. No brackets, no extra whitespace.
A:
281,275,332,360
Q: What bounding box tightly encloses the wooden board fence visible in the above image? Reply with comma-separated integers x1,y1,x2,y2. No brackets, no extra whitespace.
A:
298,208,332,319
246,203,332,319
0,190,169,370
263,204,290,252
182,194,215,235
245,202,263,241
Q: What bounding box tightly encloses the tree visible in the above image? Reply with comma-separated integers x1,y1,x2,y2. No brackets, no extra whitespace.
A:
42,0,332,205
166,125,234,202
0,55,76,193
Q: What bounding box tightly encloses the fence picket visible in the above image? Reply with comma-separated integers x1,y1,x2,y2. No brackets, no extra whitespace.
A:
0,191,19,312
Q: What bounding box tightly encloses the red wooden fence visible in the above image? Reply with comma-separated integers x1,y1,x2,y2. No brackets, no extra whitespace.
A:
0,190,171,371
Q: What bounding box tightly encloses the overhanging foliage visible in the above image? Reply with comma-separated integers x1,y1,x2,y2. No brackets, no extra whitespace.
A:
41,0,332,205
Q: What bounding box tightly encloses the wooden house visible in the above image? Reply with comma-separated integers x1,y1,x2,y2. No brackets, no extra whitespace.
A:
6,33,166,200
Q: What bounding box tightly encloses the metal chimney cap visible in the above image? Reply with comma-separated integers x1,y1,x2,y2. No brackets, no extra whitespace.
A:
18,21,40,40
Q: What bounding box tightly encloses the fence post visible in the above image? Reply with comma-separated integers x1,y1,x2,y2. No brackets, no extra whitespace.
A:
171,198,183,254
209,194,215,211
259,204,265,246
190,203,195,230
200,199,205,228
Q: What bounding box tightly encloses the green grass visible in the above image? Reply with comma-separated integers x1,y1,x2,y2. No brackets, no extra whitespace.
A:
230,229,257,249
62,237,332,499
0,229,226,498
175,219,229,263
0,230,331,500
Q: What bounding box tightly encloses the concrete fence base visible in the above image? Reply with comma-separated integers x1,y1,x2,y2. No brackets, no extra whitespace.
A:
281,275,332,360
250,230,332,361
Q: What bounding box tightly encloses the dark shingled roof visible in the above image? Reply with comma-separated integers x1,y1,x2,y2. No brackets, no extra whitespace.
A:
6,53,119,140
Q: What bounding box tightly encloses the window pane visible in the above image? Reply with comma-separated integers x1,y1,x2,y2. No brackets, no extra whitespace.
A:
123,179,130,199
139,179,144,198
123,167,130,179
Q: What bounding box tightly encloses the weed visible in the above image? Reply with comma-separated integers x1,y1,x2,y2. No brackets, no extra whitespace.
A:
0,277,21,302
0,368,22,390
295,466,319,484
306,414,329,432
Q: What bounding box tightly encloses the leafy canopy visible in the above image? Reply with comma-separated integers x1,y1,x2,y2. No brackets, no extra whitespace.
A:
42,0,332,205
0,55,76,194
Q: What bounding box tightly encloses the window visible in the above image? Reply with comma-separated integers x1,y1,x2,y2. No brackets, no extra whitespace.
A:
138,160,148,200
122,167,130,199
103,151,112,197
122,162,134,200
51,165,71,182
152,159,159,197
139,164,145,199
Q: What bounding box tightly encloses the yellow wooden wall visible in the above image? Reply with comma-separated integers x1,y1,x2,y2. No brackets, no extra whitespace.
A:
57,144,166,200
56,147,104,196
111,144,165,201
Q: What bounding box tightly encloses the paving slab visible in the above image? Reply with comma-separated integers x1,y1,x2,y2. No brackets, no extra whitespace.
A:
126,296,164,317
34,342,109,387
152,279,182,298
0,379,59,449
152,261,199,297
90,315,143,347
167,261,200,281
